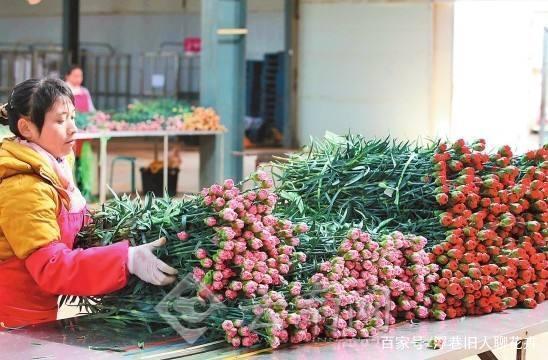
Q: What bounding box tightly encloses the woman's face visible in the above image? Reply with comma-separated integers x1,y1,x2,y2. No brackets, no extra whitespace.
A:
65,68,83,87
24,97,78,158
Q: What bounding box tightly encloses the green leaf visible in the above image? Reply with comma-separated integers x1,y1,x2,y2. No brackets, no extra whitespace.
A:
203,270,213,285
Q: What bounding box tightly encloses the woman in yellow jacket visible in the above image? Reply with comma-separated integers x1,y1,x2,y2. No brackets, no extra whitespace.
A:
0,78,177,328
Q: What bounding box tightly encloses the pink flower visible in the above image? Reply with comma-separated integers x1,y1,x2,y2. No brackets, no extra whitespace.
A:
255,251,268,261
221,249,236,261
358,328,369,338
242,336,256,347
223,189,239,200
203,196,213,206
222,320,234,331
214,197,226,208
243,281,258,294
262,274,273,284
261,215,276,227
257,204,268,214
224,179,235,189
269,336,281,348
248,205,258,215
218,227,236,240
254,261,268,273
233,254,245,265
233,219,245,229
196,248,208,259
343,250,359,261
204,217,217,227
289,282,302,296
257,189,269,200
431,310,446,321
234,242,247,254
225,289,238,300
432,293,446,304
220,208,238,222
210,184,223,196
213,271,223,281
253,271,264,283
241,271,253,281
348,229,361,240
342,327,357,338
289,237,300,247
319,262,331,272
250,222,263,233
200,258,213,268
266,194,277,206
177,231,189,241
231,336,241,347
257,284,269,295
293,223,309,234
229,281,243,291
278,263,290,274
193,267,205,281
290,252,305,264
249,238,263,250
415,306,429,319
255,170,269,182
339,240,353,253
222,268,234,279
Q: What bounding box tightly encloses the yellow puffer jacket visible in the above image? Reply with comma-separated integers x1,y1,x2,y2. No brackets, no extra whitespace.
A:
0,138,74,260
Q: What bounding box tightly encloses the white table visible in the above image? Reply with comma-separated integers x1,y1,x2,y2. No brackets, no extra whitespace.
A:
0,303,545,359
75,130,225,203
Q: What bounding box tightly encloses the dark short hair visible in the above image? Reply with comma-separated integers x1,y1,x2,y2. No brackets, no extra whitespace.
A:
0,78,75,137
65,64,83,77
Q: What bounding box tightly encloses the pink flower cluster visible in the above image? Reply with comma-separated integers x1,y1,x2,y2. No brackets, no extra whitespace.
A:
84,112,186,132
221,319,260,348
375,231,440,320
192,171,309,302
221,229,440,349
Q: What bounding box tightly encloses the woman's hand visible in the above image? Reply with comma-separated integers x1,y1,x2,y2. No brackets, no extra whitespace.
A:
127,237,178,286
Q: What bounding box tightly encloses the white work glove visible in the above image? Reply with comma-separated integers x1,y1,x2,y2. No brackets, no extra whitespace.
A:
127,237,178,286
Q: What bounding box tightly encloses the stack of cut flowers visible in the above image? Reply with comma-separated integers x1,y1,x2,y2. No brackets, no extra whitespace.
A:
273,134,547,321
72,170,440,349
71,133,547,351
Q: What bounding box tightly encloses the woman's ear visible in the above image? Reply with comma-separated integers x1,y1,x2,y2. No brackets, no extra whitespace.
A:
17,117,37,141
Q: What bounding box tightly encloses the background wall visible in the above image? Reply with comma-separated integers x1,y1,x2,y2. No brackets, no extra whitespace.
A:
297,0,435,145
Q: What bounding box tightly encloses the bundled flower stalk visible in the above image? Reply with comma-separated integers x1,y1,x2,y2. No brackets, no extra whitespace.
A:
273,133,446,243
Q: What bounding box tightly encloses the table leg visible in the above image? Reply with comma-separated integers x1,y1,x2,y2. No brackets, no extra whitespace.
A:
163,135,169,195
99,136,108,204
516,339,527,360
478,351,499,360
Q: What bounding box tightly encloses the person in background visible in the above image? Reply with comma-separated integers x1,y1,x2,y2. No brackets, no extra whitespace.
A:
64,65,94,194
0,78,177,328
65,65,95,113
